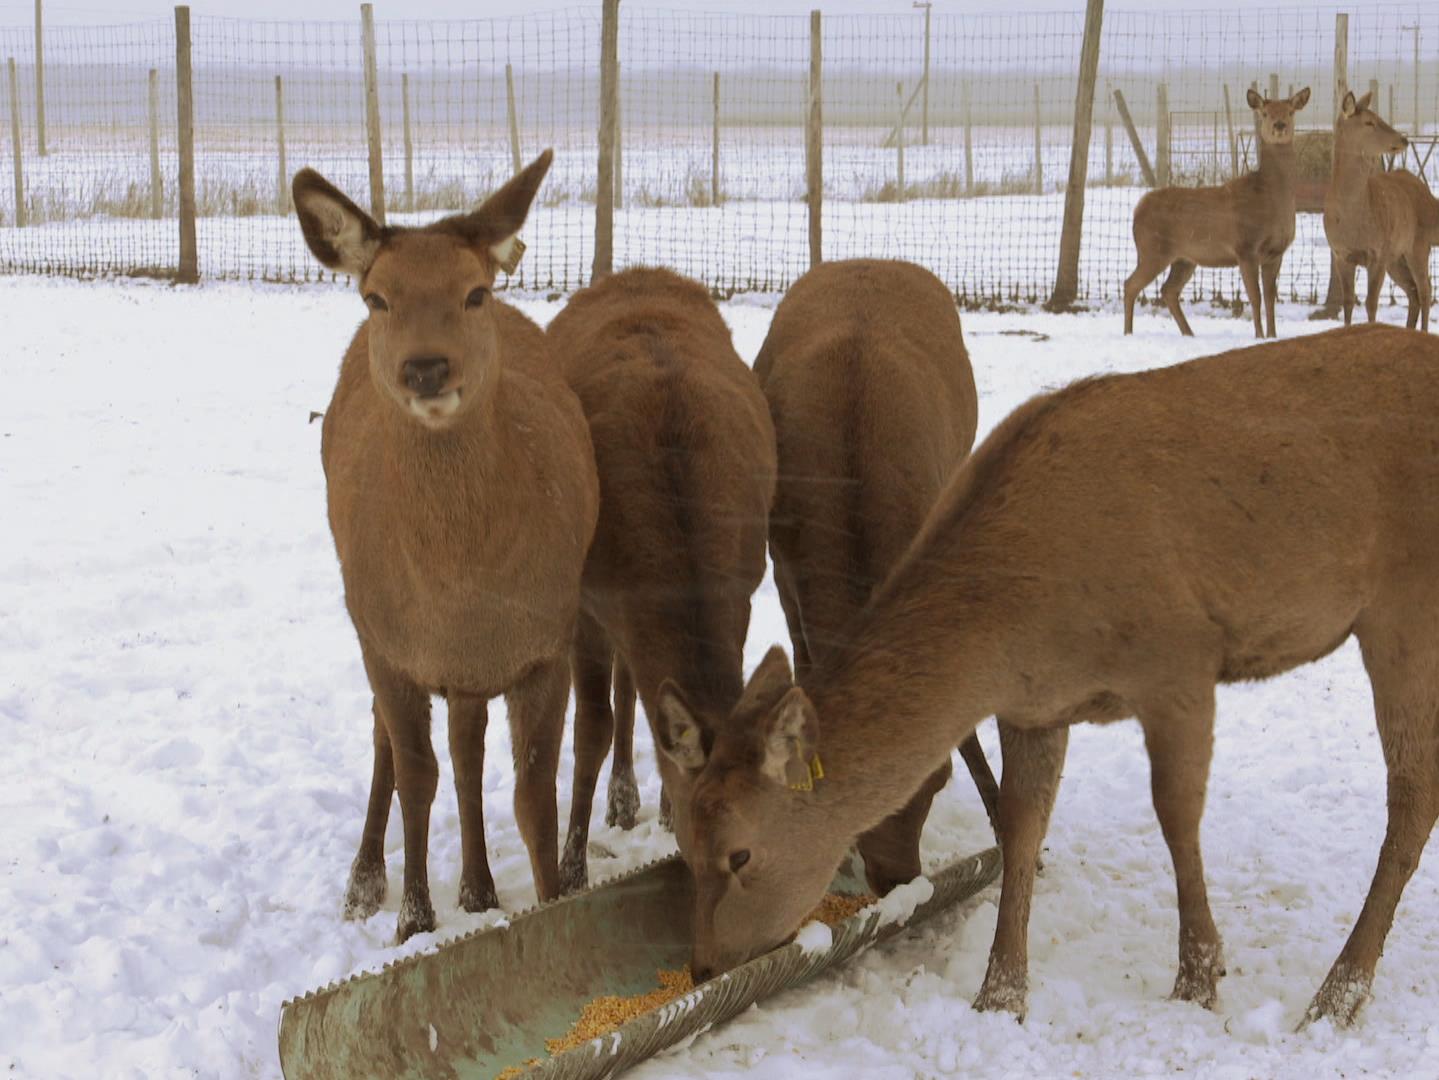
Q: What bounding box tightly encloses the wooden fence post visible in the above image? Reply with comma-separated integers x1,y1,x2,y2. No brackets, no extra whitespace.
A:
275,75,288,215
1104,82,1114,184
1268,72,1279,104
1251,79,1261,137
919,1,931,145
360,3,386,225
1333,13,1348,127
963,80,974,193
33,0,44,156
1112,89,1156,187
806,9,822,268
895,82,905,200
401,72,413,210
1032,83,1043,194
175,6,197,283
505,63,522,175
711,71,720,205
1222,84,1237,177
593,0,619,281
1047,0,1103,311
613,63,623,211
1155,82,1170,186
7,58,24,227
148,68,162,219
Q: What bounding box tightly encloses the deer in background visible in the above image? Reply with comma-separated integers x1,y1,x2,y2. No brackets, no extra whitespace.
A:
293,151,600,942
546,268,776,892
749,259,999,896
1125,86,1310,338
1325,90,1438,332
661,323,1439,1030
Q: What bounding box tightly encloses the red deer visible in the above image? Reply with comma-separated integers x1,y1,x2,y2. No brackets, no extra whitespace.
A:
750,258,999,895
292,150,600,942
545,267,776,891
1325,90,1438,331
661,323,1439,1029
1124,87,1310,339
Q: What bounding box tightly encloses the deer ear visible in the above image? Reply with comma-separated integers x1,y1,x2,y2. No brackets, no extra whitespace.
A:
656,681,709,773
1356,90,1373,114
735,645,795,718
762,687,819,789
292,168,382,278
469,148,553,273
1290,86,1311,110
1246,87,1263,111
1341,90,1359,118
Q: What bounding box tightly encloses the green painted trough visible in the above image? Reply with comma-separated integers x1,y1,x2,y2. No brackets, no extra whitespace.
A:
278,845,1000,1080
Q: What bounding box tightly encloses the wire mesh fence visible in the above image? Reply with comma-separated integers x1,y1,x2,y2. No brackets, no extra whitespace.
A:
1,3,1437,306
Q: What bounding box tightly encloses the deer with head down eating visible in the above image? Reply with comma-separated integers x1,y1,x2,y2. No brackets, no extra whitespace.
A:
662,323,1439,1029
293,150,599,942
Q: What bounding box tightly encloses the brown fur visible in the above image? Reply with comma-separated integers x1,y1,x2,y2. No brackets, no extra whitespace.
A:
672,323,1439,1031
1324,90,1437,332
750,259,999,895
1125,87,1310,339
294,151,600,942
544,267,777,891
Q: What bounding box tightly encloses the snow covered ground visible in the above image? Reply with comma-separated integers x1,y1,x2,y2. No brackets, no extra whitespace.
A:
2,278,1437,1079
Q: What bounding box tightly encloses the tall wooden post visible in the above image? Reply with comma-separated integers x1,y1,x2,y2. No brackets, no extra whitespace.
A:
918,1,931,145
711,71,720,205
1222,84,1237,177
275,75,288,215
1047,0,1103,311
593,0,619,281
1104,82,1114,184
148,68,163,219
613,64,623,211
400,72,413,210
1368,77,1379,106
1333,13,1349,127
805,9,822,268
963,80,974,193
8,58,24,227
895,82,905,200
175,6,197,282
1268,72,1279,103
505,64,522,175
1032,83,1043,194
1155,82,1170,187
33,0,44,156
1251,79,1261,137
360,3,386,225
1113,89,1156,187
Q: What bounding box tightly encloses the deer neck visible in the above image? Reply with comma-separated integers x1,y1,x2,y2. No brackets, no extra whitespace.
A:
1256,139,1298,209
1329,132,1380,224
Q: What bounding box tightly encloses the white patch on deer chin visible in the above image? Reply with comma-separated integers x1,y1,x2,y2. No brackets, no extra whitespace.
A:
409,390,461,425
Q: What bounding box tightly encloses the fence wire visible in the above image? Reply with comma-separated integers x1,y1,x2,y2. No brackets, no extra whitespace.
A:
0,4,1436,306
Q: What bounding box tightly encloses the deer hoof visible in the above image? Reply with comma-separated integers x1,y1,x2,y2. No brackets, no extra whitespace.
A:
395,889,437,943
559,833,588,895
1171,941,1225,1009
973,971,1028,1020
342,856,387,921
458,878,498,914
605,773,640,830
1300,966,1371,1030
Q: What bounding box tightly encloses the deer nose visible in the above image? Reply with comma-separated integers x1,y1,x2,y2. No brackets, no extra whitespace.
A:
1274,121,1287,133
402,356,450,397
691,964,714,984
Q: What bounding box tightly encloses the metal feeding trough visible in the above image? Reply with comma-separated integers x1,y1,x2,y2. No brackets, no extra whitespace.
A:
278,846,1000,1080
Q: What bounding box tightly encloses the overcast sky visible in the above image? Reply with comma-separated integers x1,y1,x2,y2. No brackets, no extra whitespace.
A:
0,0,1315,25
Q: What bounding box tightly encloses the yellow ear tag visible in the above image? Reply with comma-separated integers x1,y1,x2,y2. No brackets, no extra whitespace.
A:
788,754,824,792
497,236,526,276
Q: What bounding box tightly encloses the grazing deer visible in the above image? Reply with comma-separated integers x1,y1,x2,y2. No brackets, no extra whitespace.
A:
1325,91,1438,332
750,259,999,896
546,267,776,892
662,323,1439,1029
293,151,599,942
1124,86,1310,339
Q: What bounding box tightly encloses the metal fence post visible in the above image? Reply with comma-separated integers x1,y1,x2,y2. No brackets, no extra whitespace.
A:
8,57,24,227
360,3,386,225
505,64,522,176
175,5,197,283
148,68,162,219
275,74,288,215
593,0,619,281
806,9,822,268
1047,0,1103,311
33,0,45,156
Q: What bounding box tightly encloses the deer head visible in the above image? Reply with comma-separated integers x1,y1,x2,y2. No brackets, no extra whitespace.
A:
291,150,553,430
1336,90,1408,158
657,646,848,981
1246,86,1311,145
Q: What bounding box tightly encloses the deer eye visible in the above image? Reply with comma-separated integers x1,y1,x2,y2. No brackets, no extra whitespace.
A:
728,850,751,873
363,293,389,313
465,287,489,310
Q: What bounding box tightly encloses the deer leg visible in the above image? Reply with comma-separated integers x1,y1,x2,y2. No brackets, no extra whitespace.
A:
1364,259,1388,324
1124,253,1169,335
1389,259,1420,330
1140,691,1225,1009
1261,257,1282,338
857,757,953,896
974,721,1069,1019
360,647,437,943
605,657,641,830
1305,620,1439,1028
773,552,814,682
447,691,498,912
1159,259,1197,337
343,699,394,921
507,653,569,904
562,614,614,892
958,729,1002,843
1408,246,1432,333
1338,257,1358,326
1238,259,1264,339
